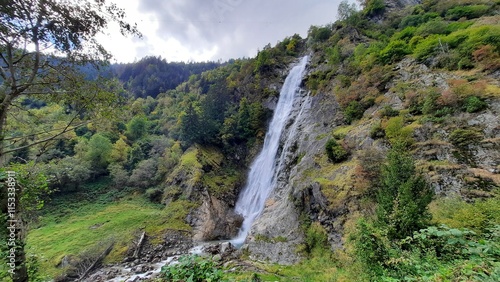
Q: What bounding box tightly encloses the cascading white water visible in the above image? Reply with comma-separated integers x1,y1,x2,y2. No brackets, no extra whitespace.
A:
231,56,309,246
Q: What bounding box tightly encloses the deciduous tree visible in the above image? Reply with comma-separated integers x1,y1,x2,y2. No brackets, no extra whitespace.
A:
0,2,138,280
0,0,139,158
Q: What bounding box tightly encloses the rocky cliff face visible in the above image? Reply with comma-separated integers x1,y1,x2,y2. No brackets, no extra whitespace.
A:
243,60,346,263
242,55,500,264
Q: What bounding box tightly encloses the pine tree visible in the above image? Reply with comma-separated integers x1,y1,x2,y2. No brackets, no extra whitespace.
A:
376,143,434,240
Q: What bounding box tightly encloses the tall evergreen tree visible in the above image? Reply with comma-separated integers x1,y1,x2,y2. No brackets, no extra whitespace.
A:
376,143,434,240
179,104,201,146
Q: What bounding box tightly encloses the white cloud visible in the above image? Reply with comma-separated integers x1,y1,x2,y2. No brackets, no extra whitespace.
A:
98,0,353,63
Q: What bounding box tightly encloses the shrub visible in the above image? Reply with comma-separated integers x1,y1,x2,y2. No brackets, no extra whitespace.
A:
445,21,474,34
161,255,225,282
325,138,349,163
415,19,448,37
447,26,500,59
128,158,159,189
445,5,491,20
392,26,417,42
422,89,455,117
349,218,389,279
379,40,410,64
399,12,440,29
472,45,500,72
370,122,385,139
431,197,500,234
85,133,112,170
108,163,129,188
363,0,385,17
463,96,487,113
380,105,399,117
344,101,365,124
308,26,332,43
145,187,163,203
304,222,330,256
413,35,441,61
384,116,414,145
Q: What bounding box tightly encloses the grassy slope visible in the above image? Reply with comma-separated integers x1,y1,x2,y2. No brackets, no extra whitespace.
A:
26,179,194,278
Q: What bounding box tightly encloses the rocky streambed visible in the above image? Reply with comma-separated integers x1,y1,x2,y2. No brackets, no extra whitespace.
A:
85,240,240,282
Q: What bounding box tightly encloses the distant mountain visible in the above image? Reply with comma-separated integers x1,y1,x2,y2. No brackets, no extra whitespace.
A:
111,56,220,98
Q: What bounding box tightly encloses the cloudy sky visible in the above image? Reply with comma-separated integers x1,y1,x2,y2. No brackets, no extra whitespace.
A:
97,0,355,63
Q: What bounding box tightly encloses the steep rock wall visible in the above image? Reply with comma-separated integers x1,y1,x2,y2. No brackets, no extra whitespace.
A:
244,55,500,264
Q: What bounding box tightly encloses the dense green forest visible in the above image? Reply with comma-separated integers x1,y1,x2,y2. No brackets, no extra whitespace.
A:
1,0,500,281
111,57,220,98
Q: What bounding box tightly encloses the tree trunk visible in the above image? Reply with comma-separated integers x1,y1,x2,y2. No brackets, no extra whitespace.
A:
13,244,28,282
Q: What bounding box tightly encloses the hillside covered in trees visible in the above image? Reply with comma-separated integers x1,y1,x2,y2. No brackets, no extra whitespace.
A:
1,0,500,281
111,57,220,99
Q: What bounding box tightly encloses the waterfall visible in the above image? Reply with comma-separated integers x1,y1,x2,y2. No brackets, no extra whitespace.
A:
231,56,309,246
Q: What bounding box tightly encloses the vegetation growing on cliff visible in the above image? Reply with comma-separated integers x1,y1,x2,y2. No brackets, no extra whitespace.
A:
1,0,499,281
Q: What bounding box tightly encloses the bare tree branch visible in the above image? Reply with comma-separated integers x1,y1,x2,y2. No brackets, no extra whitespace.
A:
2,121,87,155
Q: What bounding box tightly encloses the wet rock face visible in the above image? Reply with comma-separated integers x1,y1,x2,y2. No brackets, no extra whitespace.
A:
190,195,243,241
244,85,344,264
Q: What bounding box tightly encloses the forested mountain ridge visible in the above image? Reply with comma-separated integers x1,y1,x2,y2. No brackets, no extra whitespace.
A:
1,0,500,281
111,57,220,98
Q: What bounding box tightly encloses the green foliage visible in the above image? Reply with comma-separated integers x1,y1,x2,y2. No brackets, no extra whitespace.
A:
380,105,399,117
338,0,362,27
26,190,192,278
160,255,225,282
431,196,500,234
254,234,288,243
115,56,219,98
379,40,411,64
377,143,434,240
221,98,265,145
384,116,414,145
446,21,474,34
369,122,385,139
126,142,146,169
445,5,491,20
384,225,500,281
463,96,488,113
325,138,349,163
108,163,129,188
254,49,273,73
109,138,131,164
308,26,332,44
4,163,51,215
85,133,113,170
412,34,441,61
392,26,417,42
326,45,342,65
128,158,159,189
399,12,440,28
413,25,500,65
43,157,92,192
304,222,330,256
415,18,448,37
422,88,455,117
349,218,389,279
362,0,386,17
344,101,365,124
179,103,202,146
125,116,148,141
